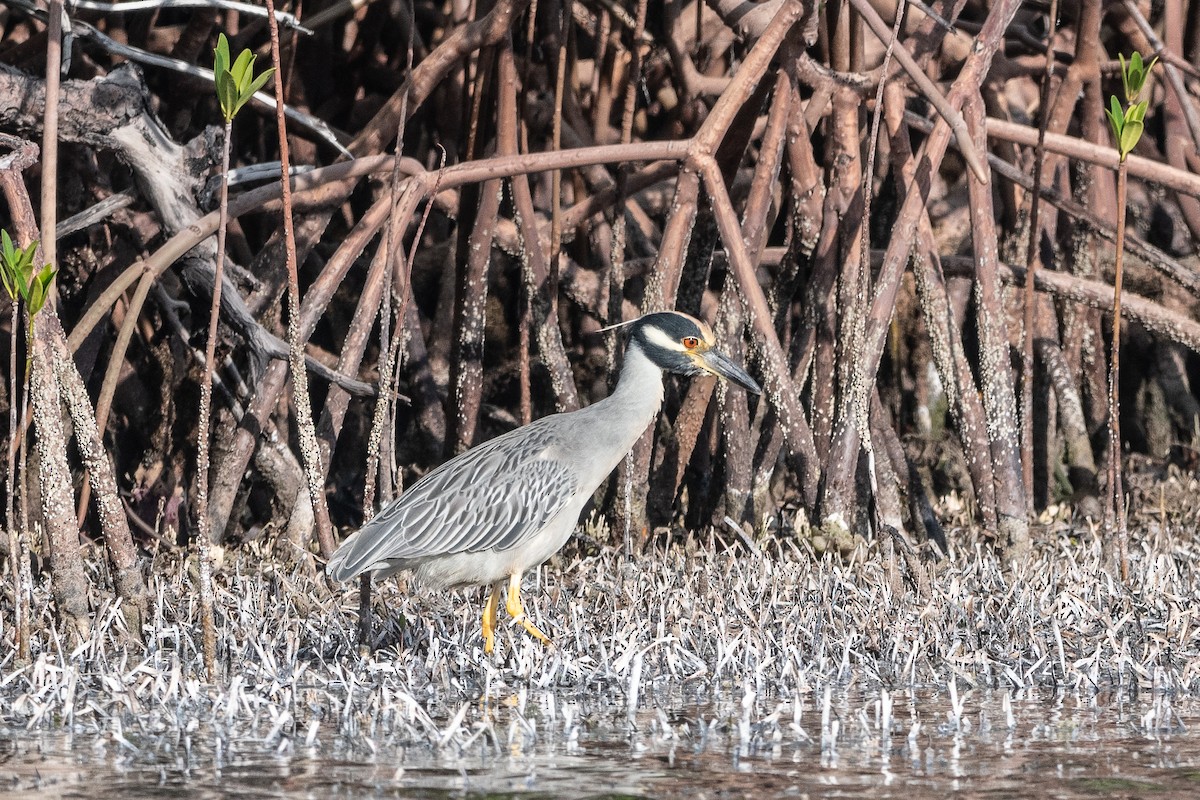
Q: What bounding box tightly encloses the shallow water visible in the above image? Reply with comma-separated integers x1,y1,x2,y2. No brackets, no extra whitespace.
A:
6,687,1200,799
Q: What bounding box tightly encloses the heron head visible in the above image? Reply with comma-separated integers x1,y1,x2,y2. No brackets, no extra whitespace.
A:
626,311,762,394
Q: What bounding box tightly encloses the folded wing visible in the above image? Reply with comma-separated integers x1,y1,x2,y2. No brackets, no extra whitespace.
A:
326,421,578,581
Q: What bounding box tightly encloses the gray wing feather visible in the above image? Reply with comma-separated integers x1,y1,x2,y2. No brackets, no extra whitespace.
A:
326,420,578,581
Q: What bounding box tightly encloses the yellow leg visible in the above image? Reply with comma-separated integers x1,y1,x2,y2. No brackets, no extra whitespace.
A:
505,572,553,647
482,581,502,654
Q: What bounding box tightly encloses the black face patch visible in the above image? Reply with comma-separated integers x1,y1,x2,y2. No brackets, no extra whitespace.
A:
628,312,708,374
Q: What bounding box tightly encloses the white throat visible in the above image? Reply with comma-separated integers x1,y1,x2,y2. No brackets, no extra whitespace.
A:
577,341,666,479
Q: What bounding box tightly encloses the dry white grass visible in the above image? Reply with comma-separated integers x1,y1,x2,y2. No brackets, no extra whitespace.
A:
3,488,1200,794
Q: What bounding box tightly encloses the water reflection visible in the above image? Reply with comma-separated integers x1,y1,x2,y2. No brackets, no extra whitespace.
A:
4,688,1200,798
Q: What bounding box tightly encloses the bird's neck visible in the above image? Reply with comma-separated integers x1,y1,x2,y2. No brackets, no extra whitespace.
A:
610,340,666,408
588,341,666,457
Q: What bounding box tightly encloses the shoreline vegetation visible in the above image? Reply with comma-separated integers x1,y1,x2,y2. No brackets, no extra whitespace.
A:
6,476,1200,715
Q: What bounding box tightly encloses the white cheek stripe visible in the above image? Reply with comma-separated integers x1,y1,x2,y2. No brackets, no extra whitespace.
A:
643,324,688,352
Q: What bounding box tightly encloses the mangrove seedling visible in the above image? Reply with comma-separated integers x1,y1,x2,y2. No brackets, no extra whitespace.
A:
1104,51,1156,581
193,33,275,681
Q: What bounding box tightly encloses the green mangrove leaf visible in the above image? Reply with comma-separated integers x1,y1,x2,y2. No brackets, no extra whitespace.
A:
1105,97,1125,148
214,33,230,83
1,229,15,267
230,49,255,88
214,32,274,121
1120,119,1143,159
1119,52,1157,104
216,72,235,120
0,231,42,304
0,263,17,302
27,277,44,316
20,242,37,272
239,68,275,109
28,263,56,316
1126,100,1149,126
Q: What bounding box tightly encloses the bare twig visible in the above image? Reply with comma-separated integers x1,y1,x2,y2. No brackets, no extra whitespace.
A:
46,312,149,638
935,256,1200,356
3,0,346,155
71,0,313,33
821,0,1023,538
40,0,63,287
1021,0,1060,509
548,0,575,323
846,0,987,183
699,156,820,505
983,115,1200,199
905,109,1200,295
29,317,92,642
264,0,336,560
963,91,1028,555
193,115,233,681
1109,160,1129,580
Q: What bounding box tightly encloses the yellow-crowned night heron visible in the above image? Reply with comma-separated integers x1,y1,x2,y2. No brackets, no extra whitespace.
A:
326,311,761,653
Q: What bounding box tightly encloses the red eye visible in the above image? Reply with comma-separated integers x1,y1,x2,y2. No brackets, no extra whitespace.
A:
682,336,700,348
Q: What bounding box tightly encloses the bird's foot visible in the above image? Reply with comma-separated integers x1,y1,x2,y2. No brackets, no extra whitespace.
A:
509,612,554,648
504,572,553,649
